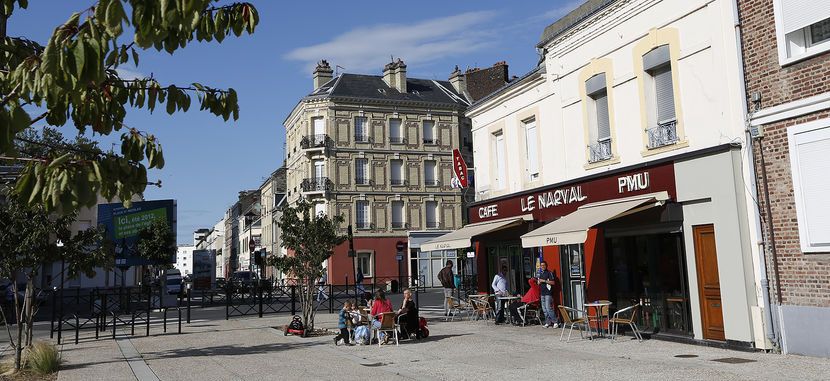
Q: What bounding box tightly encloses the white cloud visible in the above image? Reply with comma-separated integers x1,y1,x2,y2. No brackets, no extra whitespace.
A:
115,66,145,80
284,11,497,74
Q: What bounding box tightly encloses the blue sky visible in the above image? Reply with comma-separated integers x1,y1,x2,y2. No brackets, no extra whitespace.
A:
8,1,579,243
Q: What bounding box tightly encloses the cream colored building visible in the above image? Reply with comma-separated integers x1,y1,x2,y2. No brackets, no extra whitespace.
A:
426,0,771,350
283,59,472,282
259,167,286,280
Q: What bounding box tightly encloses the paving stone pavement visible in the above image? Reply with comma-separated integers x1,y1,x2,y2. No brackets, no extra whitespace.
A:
6,292,830,380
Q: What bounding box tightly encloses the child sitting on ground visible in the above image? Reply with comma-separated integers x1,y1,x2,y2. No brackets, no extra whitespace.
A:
333,301,354,346
351,304,371,345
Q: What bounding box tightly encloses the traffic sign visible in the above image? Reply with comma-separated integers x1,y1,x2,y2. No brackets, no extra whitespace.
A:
396,241,405,252
396,255,403,261
248,239,256,252
452,149,468,188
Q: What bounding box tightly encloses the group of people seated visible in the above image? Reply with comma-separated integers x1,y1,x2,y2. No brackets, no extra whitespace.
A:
492,261,560,327
333,288,419,346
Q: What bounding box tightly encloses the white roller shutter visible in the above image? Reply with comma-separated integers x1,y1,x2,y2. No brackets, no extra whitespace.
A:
594,92,611,140
654,66,676,123
780,0,830,34
790,123,830,252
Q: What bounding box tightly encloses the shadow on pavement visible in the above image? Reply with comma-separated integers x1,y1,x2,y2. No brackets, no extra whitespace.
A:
420,333,472,342
141,341,325,360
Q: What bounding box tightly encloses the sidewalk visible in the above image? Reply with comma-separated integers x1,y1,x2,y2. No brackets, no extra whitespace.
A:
35,292,828,381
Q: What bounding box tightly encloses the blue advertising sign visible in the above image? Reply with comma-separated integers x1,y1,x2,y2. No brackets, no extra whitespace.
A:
98,200,177,267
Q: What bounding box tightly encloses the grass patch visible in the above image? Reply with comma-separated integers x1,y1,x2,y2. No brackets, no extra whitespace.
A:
24,342,60,375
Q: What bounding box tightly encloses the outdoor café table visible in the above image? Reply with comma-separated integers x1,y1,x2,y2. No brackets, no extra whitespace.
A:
496,295,520,324
584,301,613,338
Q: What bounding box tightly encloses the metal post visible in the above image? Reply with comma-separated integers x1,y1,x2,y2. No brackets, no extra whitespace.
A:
163,308,167,333
258,281,263,318
328,284,333,313
290,285,296,315
146,287,151,337
187,288,191,323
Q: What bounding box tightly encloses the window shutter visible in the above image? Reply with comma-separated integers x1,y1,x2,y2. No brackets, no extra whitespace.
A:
654,66,676,123
594,92,611,140
424,161,436,182
792,127,830,250
495,133,506,188
313,118,325,135
524,120,538,176
390,119,401,139
355,117,366,138
357,201,368,224
780,1,830,34
643,45,671,71
425,201,437,224
355,159,367,181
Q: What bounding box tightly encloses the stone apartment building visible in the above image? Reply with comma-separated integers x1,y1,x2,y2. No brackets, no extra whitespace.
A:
738,0,830,357
284,59,501,285
259,166,287,280
223,190,258,278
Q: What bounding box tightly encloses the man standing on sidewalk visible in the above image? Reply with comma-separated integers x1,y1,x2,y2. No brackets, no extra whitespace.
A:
437,260,455,316
537,261,558,328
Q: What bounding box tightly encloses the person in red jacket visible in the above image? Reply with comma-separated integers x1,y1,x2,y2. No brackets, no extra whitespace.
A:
508,278,541,325
370,290,394,344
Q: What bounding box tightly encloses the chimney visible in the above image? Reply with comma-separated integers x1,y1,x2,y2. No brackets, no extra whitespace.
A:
382,58,407,93
449,65,466,94
313,60,333,90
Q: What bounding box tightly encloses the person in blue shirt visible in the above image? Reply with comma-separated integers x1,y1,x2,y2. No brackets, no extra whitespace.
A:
334,300,354,346
537,261,559,328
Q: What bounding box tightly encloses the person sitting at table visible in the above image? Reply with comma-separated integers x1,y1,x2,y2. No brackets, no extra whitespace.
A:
508,277,541,325
370,290,394,344
492,266,509,324
396,288,418,338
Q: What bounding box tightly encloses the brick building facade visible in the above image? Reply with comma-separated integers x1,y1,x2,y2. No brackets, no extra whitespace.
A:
738,0,830,356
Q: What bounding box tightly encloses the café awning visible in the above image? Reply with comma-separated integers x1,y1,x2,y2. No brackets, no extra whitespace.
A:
420,214,533,252
520,191,670,248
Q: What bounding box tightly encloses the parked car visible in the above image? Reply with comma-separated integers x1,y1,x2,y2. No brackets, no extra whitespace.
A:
163,269,183,295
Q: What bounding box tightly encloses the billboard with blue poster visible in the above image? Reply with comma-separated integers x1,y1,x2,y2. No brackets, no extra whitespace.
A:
97,199,177,267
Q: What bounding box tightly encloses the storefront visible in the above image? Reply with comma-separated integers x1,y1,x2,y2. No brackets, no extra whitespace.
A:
408,231,462,288
425,146,760,347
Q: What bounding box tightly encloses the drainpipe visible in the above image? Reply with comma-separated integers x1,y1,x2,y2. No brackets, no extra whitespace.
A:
730,0,780,350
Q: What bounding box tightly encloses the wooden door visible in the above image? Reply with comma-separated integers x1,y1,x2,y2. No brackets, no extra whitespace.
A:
693,224,725,341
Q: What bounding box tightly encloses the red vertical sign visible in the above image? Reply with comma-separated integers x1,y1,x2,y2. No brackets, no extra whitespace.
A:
452,149,469,188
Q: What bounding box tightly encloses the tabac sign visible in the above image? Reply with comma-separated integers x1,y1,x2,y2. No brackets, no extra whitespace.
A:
470,163,675,223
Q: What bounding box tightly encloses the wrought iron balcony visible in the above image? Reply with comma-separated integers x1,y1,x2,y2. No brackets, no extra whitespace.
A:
423,138,440,145
389,137,407,144
425,221,441,229
588,139,613,163
355,177,373,186
300,177,333,193
391,221,408,230
355,221,374,230
300,134,332,150
424,179,440,187
647,120,678,149
390,178,407,186
354,134,372,143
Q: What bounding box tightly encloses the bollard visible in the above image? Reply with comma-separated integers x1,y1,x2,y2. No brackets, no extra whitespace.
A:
187,288,191,324
225,285,230,320
290,285,296,315
328,284,333,313
163,308,167,333
112,313,116,340
178,308,182,334
74,315,79,345
258,283,263,318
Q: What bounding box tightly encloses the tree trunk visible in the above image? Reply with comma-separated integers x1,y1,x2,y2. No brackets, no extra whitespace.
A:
13,281,23,371
24,277,35,347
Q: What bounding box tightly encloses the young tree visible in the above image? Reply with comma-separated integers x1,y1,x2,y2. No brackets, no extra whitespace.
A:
0,197,110,371
135,218,176,279
268,200,346,334
0,0,259,213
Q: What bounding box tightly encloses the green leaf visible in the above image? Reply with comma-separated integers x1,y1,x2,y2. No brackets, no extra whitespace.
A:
131,48,139,67
73,41,85,79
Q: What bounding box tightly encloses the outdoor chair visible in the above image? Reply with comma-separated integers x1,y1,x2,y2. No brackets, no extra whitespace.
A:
518,301,541,326
371,312,399,346
469,297,494,322
609,304,643,342
445,296,472,321
558,305,588,342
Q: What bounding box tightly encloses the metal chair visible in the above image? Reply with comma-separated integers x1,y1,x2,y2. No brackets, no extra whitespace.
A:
557,305,588,342
469,296,494,322
371,312,399,346
445,296,472,321
587,300,612,336
609,304,643,341
518,301,541,326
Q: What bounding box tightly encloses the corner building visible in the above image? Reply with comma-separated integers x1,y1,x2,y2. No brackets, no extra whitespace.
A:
424,0,770,349
284,59,474,286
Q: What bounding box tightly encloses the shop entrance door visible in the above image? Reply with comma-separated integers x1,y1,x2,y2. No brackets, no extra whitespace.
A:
693,224,725,341
560,244,586,312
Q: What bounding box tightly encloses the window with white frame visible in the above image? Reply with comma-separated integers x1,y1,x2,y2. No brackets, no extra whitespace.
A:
311,117,326,146
356,252,373,277
390,159,404,185
425,201,439,229
391,201,405,229
424,160,438,186
586,74,613,162
523,118,539,180
643,45,678,149
423,120,436,144
493,131,506,189
389,119,403,143
355,117,368,142
788,120,830,253
355,158,369,185
314,202,326,217
774,1,830,64
356,200,370,229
